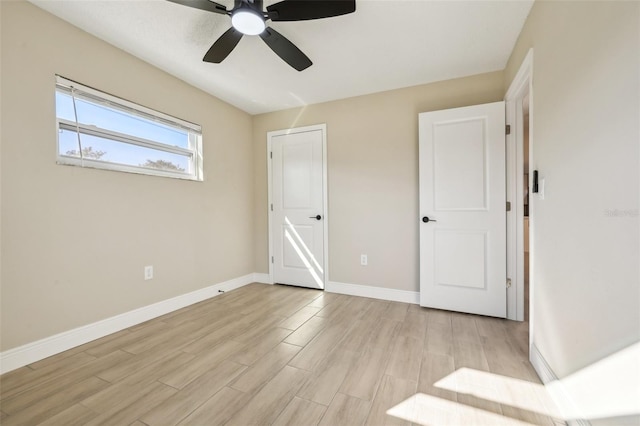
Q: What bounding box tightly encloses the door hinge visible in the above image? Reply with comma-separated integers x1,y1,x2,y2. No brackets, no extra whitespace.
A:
270,203,273,211
270,151,273,159
506,201,511,212
506,278,512,288
506,124,511,135
271,256,274,264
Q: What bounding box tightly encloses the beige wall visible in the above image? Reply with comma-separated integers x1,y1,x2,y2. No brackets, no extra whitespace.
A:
253,72,504,291
4,4,638,407
0,1,254,351
505,0,639,384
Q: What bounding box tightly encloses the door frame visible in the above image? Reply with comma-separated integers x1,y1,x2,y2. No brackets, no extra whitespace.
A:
267,123,329,288
505,48,533,326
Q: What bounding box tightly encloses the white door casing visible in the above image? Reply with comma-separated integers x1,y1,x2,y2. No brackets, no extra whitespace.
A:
268,125,327,289
419,101,507,318
505,48,534,323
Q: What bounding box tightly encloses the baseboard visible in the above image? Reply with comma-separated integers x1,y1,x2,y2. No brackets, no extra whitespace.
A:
0,273,256,375
530,344,591,426
530,343,557,384
326,281,420,304
252,272,273,284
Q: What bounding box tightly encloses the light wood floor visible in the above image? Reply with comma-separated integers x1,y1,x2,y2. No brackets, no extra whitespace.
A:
0,283,564,426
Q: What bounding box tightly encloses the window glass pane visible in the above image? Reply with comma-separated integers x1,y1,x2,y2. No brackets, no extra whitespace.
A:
56,92,189,149
58,128,82,156
55,78,202,181
55,92,76,122
59,129,190,173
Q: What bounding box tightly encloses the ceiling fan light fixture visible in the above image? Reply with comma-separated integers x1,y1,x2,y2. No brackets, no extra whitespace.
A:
169,0,356,70
231,9,265,36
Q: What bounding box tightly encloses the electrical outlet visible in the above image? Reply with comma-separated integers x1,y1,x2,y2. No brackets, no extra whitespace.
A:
360,254,368,266
144,265,153,280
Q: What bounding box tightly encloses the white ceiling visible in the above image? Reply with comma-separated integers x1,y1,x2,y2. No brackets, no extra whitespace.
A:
30,0,533,115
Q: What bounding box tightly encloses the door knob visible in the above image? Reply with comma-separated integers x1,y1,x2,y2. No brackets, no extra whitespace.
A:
309,215,322,220
422,216,437,223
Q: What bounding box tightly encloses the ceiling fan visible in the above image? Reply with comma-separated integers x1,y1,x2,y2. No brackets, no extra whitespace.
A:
167,0,356,71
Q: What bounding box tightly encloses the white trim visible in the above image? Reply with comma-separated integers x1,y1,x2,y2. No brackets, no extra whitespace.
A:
326,281,420,305
505,49,534,100
530,344,590,426
266,124,329,289
0,274,255,374
267,134,274,283
505,48,534,323
530,342,556,384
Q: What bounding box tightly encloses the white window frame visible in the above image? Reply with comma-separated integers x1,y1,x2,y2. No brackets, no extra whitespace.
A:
55,75,203,181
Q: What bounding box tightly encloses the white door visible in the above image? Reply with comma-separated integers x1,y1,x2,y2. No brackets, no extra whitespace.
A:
419,102,506,317
269,125,326,289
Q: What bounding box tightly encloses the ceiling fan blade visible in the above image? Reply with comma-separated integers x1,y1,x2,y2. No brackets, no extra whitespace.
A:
267,0,355,21
166,0,228,14
260,27,312,71
203,27,243,63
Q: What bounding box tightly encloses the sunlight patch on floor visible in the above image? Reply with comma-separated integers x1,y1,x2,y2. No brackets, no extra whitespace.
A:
387,392,536,426
435,367,561,418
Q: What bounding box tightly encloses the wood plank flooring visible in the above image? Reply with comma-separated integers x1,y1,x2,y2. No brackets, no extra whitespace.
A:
0,283,564,425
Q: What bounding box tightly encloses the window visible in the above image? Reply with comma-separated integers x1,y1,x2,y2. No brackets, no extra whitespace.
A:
55,76,203,181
